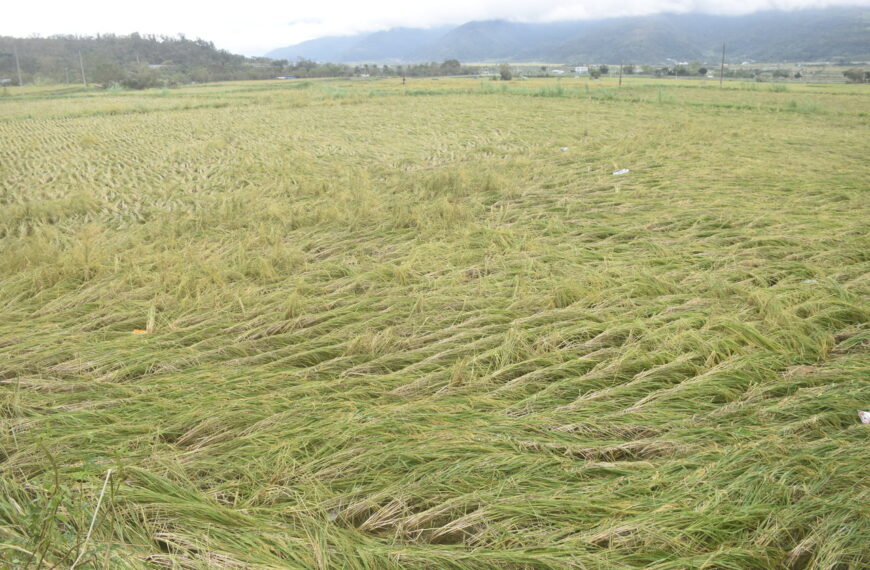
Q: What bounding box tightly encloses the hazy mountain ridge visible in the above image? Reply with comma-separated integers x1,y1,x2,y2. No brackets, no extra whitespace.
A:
266,7,870,64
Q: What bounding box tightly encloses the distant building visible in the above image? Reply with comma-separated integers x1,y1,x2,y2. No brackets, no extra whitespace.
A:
276,76,298,79
551,69,565,75
574,66,589,74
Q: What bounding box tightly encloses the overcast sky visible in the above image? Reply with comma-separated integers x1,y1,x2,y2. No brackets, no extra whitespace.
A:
3,0,869,56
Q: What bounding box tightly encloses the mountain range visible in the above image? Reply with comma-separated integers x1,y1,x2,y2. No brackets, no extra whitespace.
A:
266,7,870,64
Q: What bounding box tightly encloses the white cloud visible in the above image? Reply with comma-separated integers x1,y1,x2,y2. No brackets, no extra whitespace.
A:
2,0,868,55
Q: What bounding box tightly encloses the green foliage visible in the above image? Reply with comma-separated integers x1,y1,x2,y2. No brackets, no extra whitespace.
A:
91,61,124,86
499,63,512,81
440,59,462,75
0,33,281,86
121,64,161,90
535,84,566,97
842,68,866,83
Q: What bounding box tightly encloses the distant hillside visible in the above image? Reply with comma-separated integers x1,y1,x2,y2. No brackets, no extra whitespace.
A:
267,7,870,64
266,27,451,63
411,20,581,62
265,35,369,64
0,34,278,86
344,27,453,62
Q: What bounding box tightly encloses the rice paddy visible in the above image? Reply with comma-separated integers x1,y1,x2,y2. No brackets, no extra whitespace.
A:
1,76,868,568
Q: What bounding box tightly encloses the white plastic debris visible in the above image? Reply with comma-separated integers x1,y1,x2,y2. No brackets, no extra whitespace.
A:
802,279,818,284
858,410,870,424
560,147,569,151
613,169,630,175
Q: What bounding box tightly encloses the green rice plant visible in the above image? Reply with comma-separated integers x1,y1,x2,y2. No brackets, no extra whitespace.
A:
0,76,867,569
535,84,566,97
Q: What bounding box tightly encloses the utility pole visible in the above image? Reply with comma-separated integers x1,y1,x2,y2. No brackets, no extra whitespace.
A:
13,43,23,86
79,51,87,87
618,62,623,87
719,43,726,88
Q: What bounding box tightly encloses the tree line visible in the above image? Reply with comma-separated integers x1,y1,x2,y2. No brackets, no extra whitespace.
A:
0,35,479,89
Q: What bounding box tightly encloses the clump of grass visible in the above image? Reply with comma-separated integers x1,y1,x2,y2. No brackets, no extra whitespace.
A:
785,99,822,113
551,281,584,308
535,84,566,98
286,80,313,90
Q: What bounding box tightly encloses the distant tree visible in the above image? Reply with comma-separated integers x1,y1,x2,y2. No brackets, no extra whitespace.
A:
843,68,865,83
623,65,635,75
697,67,708,76
772,69,789,78
122,63,160,89
440,59,462,75
499,63,512,81
793,71,802,79
598,64,609,75
296,58,316,74
92,61,124,86
166,72,187,87
589,68,601,79
189,66,211,83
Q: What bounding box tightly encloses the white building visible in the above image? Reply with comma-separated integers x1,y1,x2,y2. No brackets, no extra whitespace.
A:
574,66,589,74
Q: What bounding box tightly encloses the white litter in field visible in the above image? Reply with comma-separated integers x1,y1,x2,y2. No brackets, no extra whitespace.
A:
613,169,630,175
858,410,870,424
327,508,340,521
560,147,569,151
802,279,818,284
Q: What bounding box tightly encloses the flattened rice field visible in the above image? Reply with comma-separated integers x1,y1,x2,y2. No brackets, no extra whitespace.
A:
1,77,868,568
